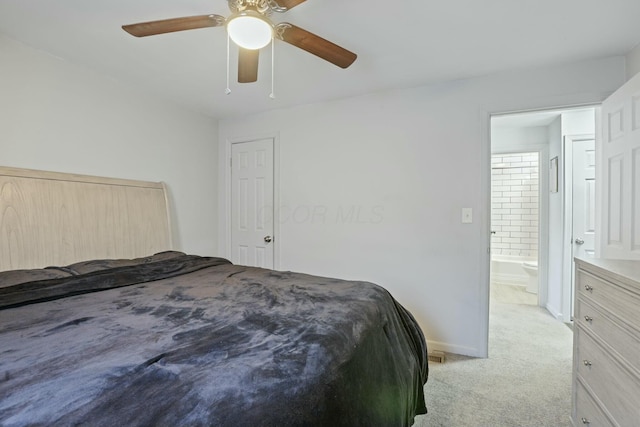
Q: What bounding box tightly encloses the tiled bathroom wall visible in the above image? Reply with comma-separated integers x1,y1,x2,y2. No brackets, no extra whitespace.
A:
491,152,539,258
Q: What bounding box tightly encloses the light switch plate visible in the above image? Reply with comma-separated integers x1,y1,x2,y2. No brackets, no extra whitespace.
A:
462,208,473,224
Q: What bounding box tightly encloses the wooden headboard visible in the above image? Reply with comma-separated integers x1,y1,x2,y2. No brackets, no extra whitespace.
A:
0,166,173,272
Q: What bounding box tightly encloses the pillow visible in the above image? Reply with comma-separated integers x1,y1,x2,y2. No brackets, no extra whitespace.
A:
66,251,187,275
0,268,73,288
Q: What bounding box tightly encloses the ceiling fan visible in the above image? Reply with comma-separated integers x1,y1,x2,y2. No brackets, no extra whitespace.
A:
122,0,357,84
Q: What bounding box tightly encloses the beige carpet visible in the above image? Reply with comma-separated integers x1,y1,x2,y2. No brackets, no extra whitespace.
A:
413,284,574,427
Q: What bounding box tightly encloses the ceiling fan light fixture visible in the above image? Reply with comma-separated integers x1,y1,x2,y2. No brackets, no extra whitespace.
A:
227,11,273,50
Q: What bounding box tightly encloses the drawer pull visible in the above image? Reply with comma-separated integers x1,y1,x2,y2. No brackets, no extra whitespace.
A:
583,360,592,367
581,417,590,424
584,316,593,323
584,284,594,292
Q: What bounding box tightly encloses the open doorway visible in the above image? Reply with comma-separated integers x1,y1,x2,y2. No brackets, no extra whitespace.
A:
490,151,540,306
489,106,596,322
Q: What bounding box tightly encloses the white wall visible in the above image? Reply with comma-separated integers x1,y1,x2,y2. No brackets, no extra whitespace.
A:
492,126,549,152
0,34,219,256
547,117,563,317
626,42,640,81
219,56,625,357
562,109,597,136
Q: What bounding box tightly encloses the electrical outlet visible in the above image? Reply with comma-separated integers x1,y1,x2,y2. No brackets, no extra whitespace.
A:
462,208,473,224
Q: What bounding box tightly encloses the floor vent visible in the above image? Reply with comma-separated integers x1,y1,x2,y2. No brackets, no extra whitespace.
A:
428,351,445,364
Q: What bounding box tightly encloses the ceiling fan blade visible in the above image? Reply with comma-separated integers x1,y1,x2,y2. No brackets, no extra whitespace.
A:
238,48,259,83
122,14,225,37
271,0,307,10
275,23,357,69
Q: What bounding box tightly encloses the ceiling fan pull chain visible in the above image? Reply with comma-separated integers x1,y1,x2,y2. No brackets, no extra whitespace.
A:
225,33,231,95
270,37,275,99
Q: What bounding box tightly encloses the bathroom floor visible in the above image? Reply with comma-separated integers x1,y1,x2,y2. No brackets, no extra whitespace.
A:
491,283,538,305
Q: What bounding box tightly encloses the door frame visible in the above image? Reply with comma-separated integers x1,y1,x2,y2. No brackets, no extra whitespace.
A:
561,133,596,322
481,102,599,358
221,132,281,269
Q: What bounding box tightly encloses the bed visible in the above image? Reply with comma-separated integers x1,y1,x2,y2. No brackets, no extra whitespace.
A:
0,167,428,426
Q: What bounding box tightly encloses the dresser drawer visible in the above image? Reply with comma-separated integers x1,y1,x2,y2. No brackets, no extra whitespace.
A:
577,270,640,328
575,298,640,375
576,328,640,426
573,379,615,426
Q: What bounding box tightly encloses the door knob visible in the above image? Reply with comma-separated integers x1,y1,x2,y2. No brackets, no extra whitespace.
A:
264,236,272,243
575,238,585,245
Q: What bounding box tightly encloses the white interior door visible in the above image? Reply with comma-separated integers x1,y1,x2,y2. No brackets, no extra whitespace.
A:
600,72,640,259
231,138,274,268
572,138,596,259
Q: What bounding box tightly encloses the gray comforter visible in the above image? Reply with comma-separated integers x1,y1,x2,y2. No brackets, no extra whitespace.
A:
0,252,428,426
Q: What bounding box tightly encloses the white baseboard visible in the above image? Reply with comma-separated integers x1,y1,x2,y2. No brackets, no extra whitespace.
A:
545,303,563,320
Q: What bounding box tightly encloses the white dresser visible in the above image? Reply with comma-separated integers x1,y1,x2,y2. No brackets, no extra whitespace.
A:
572,258,640,426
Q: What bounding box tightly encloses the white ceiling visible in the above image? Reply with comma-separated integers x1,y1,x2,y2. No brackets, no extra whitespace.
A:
1,0,639,119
